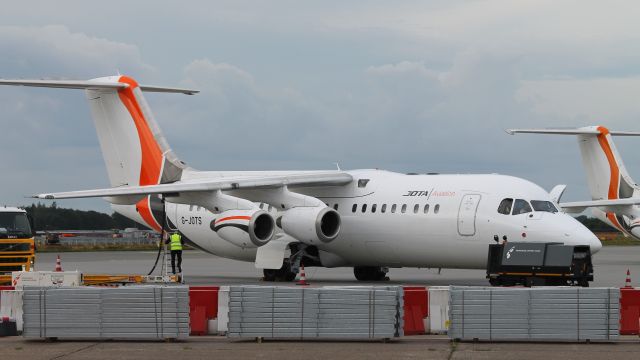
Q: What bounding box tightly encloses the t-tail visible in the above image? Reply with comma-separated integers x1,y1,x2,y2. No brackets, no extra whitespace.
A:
507,126,640,236
0,76,199,231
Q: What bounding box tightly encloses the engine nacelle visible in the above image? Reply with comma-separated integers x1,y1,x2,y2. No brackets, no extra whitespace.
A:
279,206,341,244
211,209,275,248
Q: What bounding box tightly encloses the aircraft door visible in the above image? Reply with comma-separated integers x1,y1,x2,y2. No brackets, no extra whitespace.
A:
458,194,481,236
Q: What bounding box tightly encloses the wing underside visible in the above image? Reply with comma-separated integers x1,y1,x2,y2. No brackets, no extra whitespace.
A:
33,171,353,199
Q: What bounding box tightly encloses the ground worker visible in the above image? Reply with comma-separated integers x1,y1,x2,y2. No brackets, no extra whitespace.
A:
165,231,184,274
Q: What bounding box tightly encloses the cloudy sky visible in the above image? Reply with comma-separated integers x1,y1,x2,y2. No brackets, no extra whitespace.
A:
1,1,640,213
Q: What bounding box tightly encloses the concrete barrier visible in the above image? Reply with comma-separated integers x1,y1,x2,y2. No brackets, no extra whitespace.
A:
620,288,640,335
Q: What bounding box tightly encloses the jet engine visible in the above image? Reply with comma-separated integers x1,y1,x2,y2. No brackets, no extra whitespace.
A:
278,206,341,244
210,209,275,248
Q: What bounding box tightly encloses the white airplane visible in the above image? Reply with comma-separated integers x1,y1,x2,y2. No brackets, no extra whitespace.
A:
0,76,601,281
508,125,640,240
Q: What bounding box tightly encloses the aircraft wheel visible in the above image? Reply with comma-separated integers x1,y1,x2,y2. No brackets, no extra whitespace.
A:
354,266,370,281
354,266,388,281
263,260,296,282
263,268,278,282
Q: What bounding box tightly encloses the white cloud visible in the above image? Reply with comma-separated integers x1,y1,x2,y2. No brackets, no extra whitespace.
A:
0,25,153,78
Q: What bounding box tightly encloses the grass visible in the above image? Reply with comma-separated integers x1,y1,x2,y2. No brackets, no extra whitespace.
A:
600,237,640,246
595,232,640,246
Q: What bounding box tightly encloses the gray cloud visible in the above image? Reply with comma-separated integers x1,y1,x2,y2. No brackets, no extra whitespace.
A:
1,2,640,215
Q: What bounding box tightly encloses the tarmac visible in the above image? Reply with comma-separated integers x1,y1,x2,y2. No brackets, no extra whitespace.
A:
1,336,639,360
32,245,640,287
2,246,638,359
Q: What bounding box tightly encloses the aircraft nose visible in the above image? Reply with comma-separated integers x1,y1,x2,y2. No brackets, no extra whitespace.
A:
572,219,602,254
588,233,603,254
550,214,602,254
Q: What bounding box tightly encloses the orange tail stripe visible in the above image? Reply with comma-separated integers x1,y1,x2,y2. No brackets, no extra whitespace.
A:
136,196,162,232
117,76,163,186
606,212,624,232
117,76,164,232
596,126,619,200
215,216,252,224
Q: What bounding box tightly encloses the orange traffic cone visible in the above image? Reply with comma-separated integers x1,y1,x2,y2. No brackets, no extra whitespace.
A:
625,269,632,288
54,255,63,272
296,262,309,286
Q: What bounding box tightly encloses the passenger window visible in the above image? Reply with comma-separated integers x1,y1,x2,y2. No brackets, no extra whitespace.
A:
391,204,397,213
259,203,264,209
497,198,513,215
413,204,419,213
362,204,367,213
189,205,194,211
512,199,532,215
268,205,273,211
381,204,387,213
372,204,377,213
401,204,407,213
434,204,440,214
334,204,339,211
352,204,357,213
424,204,430,214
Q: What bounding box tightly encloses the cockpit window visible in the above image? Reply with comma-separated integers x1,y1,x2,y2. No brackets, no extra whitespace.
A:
531,200,558,213
497,198,513,215
512,199,532,215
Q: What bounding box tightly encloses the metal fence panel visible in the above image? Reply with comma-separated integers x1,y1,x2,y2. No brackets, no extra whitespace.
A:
22,285,189,340
448,286,619,342
226,286,403,340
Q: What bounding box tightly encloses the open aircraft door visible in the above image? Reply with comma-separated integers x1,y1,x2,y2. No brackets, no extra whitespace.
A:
458,194,481,236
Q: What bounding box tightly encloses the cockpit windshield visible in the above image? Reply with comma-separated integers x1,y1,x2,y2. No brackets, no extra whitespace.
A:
512,199,532,215
531,200,558,213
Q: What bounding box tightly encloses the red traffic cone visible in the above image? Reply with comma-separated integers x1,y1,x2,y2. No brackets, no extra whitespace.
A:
625,269,632,288
54,255,63,272
296,262,309,286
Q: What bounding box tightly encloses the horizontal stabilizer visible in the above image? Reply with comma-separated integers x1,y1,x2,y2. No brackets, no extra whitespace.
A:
560,198,640,213
32,171,353,200
506,128,640,136
0,79,198,95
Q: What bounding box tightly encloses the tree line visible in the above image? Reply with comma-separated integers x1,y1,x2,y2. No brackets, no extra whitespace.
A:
24,203,142,231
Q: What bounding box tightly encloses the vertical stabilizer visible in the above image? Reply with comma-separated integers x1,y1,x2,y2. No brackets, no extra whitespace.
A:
576,126,637,201
0,75,197,231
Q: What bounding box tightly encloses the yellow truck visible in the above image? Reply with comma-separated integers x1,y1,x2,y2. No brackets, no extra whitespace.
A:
0,207,35,274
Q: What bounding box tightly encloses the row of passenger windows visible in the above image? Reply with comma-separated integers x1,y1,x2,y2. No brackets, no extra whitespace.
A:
351,203,440,214
194,202,442,215
497,198,558,215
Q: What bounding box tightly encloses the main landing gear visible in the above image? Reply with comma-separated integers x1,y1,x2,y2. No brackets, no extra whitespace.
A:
353,266,389,281
263,259,297,282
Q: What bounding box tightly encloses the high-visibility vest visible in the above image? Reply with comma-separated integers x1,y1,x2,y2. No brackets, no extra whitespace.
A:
170,233,183,251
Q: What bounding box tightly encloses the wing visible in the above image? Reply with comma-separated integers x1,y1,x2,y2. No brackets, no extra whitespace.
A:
506,128,640,136
560,198,640,213
33,171,353,199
